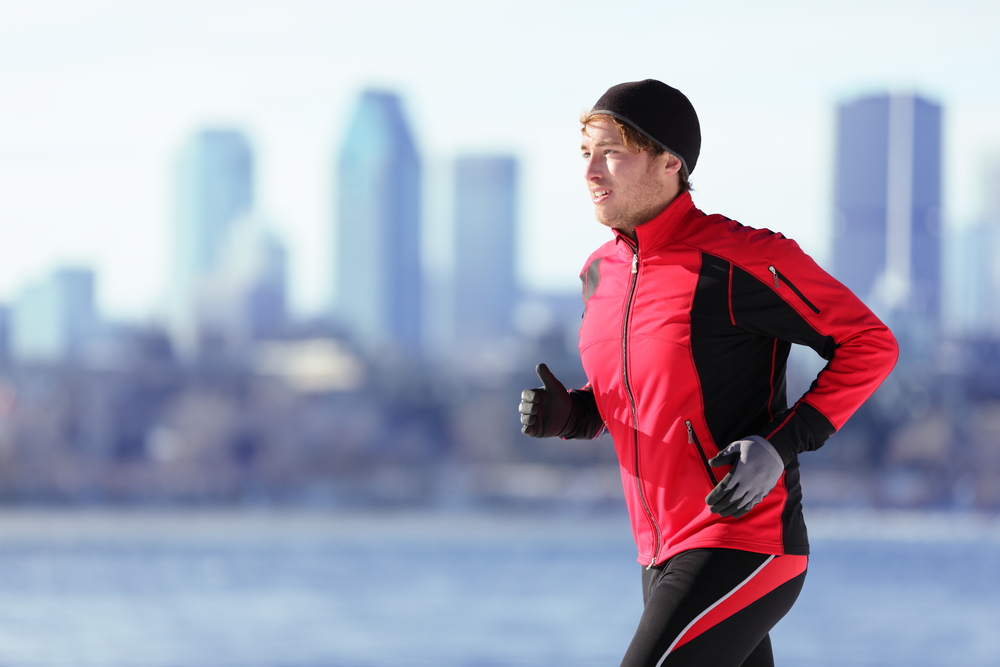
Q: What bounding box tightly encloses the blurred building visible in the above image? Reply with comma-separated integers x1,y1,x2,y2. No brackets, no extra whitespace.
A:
453,155,518,350
334,90,422,353
195,214,289,354
832,93,942,335
0,305,9,364
948,158,1000,338
172,129,254,356
10,267,95,363
949,221,1000,338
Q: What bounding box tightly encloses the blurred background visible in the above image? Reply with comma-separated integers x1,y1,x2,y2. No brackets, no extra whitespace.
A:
1,1,999,665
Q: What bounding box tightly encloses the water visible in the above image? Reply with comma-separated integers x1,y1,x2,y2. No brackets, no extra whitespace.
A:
0,509,998,666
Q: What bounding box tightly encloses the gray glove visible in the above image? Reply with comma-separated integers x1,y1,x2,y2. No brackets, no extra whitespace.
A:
705,435,784,518
519,364,572,437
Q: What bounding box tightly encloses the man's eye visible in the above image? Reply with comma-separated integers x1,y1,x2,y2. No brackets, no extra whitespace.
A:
582,152,591,159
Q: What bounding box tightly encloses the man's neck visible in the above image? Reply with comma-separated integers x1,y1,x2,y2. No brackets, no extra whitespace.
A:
617,192,683,240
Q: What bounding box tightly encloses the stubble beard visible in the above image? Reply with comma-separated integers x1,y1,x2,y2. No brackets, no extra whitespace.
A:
594,164,670,236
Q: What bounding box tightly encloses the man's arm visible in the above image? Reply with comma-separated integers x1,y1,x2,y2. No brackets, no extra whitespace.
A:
519,364,604,439
702,239,897,517
731,242,899,465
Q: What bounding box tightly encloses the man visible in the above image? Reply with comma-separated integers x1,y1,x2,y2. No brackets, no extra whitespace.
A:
518,80,898,667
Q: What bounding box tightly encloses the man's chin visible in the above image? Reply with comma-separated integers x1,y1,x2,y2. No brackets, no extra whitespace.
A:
595,211,620,228
595,215,634,236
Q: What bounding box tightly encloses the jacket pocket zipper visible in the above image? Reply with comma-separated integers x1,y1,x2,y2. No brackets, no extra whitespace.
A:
768,265,821,314
686,420,718,488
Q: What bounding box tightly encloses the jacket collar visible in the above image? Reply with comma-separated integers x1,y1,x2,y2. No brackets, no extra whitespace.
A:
614,191,698,251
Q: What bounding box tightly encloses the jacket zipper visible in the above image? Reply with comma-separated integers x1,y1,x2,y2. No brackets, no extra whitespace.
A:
622,241,661,569
768,265,820,314
686,420,718,488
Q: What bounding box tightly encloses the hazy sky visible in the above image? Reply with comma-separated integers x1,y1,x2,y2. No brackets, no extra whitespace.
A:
2,0,999,321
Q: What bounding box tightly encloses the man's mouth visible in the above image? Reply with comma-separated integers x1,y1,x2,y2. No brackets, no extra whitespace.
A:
592,189,610,203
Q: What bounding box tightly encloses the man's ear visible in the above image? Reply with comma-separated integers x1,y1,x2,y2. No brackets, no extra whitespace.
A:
662,152,683,177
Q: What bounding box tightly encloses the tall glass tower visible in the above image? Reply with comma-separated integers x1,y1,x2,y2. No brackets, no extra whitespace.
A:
173,129,254,352
334,90,422,352
453,155,518,347
949,159,1000,338
832,93,942,330
11,267,95,362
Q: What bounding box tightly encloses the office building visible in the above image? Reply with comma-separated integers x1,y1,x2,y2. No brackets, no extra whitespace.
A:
453,155,518,347
949,159,1000,337
196,215,289,352
334,90,422,352
11,267,95,363
832,93,942,330
172,129,254,353
0,305,8,363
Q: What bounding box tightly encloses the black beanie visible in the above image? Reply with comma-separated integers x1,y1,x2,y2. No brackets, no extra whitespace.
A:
590,79,701,174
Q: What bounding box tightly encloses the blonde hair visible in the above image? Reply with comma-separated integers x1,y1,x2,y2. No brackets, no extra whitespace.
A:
581,112,691,193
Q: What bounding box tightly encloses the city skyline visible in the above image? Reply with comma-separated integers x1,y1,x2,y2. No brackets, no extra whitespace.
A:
2,4,1000,517
2,1,1000,322
6,84,995,349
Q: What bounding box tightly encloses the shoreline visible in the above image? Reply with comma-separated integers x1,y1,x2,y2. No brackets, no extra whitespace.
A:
0,505,998,545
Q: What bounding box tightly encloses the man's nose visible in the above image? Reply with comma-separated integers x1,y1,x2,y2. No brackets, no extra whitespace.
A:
584,155,603,180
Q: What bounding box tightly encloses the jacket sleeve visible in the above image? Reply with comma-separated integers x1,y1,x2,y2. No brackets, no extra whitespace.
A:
730,237,899,466
559,388,605,440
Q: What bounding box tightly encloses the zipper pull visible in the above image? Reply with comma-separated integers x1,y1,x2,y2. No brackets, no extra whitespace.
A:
685,420,694,444
632,253,638,274
768,265,780,289
646,556,656,570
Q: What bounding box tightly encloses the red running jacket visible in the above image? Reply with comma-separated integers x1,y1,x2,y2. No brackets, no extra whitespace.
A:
577,192,898,566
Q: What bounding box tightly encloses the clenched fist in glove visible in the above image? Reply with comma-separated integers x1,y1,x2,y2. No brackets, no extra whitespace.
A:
519,364,604,439
705,435,785,519
519,363,573,437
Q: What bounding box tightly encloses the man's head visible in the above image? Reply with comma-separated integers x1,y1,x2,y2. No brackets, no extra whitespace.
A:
580,80,701,236
588,79,701,175
581,118,682,236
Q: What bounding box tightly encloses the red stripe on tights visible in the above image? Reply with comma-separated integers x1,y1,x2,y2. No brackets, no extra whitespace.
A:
674,554,807,650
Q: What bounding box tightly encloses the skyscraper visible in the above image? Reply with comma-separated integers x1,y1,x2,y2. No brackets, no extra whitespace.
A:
172,129,254,353
195,215,289,352
948,158,1000,338
334,90,422,351
453,155,518,347
11,267,95,363
832,93,942,330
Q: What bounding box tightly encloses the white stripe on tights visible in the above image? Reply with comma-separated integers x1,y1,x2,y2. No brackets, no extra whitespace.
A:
654,555,776,667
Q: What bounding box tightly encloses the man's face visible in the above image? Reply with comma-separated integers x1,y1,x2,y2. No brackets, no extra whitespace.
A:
581,119,679,236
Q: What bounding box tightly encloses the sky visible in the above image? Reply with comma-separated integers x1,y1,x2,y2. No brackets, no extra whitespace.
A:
2,0,1000,322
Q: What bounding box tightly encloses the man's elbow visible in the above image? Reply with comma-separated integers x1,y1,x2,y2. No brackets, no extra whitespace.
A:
875,325,900,378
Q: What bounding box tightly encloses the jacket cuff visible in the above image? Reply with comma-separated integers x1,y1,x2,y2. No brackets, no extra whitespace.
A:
559,389,605,439
758,401,837,466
